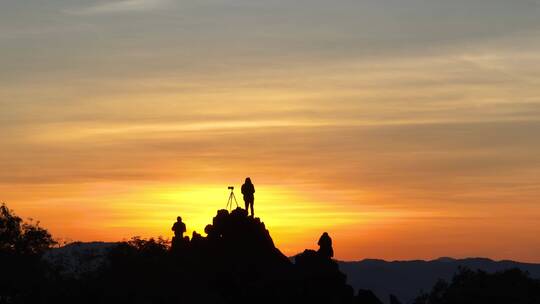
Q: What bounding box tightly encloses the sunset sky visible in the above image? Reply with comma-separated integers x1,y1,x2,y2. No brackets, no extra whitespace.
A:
1,0,540,262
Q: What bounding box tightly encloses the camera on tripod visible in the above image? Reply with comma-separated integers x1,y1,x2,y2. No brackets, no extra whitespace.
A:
226,186,238,210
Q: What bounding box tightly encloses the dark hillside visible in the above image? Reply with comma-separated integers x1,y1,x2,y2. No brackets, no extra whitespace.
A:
339,257,540,303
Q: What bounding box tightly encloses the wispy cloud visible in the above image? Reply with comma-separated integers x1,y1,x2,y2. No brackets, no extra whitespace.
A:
66,0,170,15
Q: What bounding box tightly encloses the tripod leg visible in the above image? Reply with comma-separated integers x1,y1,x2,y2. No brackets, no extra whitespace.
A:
227,193,235,210
232,193,239,208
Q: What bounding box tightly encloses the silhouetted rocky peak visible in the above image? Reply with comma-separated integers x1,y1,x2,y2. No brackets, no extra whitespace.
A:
172,207,290,269
168,208,364,303
205,208,281,255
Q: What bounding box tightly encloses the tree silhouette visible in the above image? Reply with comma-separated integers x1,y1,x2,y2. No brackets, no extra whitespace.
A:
0,203,56,255
0,203,57,303
413,267,540,304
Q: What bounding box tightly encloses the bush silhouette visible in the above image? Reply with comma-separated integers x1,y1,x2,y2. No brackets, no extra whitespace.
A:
0,203,56,303
413,267,540,304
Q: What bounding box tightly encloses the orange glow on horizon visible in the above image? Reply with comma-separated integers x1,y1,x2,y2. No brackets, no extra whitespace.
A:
4,180,539,262
1,181,411,257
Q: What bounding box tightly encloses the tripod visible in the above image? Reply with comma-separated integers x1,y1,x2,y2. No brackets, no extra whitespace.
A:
226,187,239,211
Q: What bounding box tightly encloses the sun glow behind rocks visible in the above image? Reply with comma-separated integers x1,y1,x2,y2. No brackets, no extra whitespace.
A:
1,179,406,256
72,182,388,253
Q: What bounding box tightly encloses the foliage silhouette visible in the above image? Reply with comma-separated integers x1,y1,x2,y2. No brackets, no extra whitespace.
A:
0,203,56,255
0,203,56,304
413,267,540,304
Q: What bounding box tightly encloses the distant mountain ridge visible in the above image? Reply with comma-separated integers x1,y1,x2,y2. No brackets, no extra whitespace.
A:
339,257,540,303
44,242,117,277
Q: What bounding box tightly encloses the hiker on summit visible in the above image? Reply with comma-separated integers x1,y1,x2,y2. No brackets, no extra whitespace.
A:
241,177,256,217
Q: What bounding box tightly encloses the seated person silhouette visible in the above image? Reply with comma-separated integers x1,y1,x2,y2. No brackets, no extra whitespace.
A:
317,232,334,259
172,216,186,240
241,177,256,217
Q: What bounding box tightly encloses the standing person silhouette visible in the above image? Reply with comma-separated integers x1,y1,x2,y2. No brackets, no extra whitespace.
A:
172,216,186,240
171,216,187,250
241,177,255,217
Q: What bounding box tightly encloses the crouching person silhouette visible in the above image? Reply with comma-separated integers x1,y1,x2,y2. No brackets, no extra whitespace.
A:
241,177,255,217
317,232,334,259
